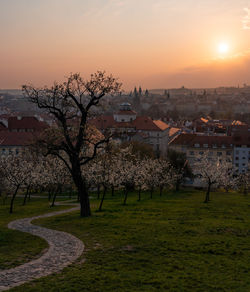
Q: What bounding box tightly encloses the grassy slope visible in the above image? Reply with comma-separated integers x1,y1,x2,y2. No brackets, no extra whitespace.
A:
0,198,69,270
8,190,250,292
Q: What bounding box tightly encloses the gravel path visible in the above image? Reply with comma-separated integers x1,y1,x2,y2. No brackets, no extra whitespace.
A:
0,205,84,291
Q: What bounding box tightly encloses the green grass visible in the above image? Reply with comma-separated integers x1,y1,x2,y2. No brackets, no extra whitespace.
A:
1,190,250,291
0,197,69,270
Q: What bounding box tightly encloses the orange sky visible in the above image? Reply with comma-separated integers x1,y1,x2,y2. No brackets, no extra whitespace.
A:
1,0,250,90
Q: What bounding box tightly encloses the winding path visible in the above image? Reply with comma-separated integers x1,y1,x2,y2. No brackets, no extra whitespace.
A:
0,204,84,291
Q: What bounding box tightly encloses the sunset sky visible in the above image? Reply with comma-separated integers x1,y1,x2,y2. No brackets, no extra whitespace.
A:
1,0,250,90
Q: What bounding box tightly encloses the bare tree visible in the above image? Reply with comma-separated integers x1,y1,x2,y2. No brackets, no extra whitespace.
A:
23,72,121,217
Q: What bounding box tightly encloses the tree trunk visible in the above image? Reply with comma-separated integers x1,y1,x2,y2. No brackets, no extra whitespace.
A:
10,185,20,214
97,184,100,199
80,189,91,217
111,185,115,197
138,187,141,201
28,189,31,201
51,191,57,207
175,179,180,192
23,185,30,206
72,161,91,217
160,186,163,197
98,186,107,211
150,187,154,199
48,189,52,201
123,188,128,205
204,183,211,203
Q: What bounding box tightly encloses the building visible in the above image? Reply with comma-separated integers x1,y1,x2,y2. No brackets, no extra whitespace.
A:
169,133,233,167
89,103,174,156
0,132,34,156
229,125,250,173
0,116,48,156
8,116,48,132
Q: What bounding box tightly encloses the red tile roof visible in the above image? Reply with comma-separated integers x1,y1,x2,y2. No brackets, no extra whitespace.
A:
169,133,233,148
8,116,48,131
153,120,170,131
89,115,169,132
0,132,35,146
169,127,180,138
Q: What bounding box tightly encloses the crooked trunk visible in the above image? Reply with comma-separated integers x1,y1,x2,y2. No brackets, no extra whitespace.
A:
98,185,107,211
175,179,180,192
123,188,128,205
204,182,211,203
51,190,57,207
10,185,20,214
138,187,141,201
71,159,91,217
150,187,154,199
111,185,115,197
23,185,30,206
97,184,100,199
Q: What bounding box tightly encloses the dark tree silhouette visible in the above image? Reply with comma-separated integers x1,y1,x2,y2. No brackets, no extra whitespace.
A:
23,71,121,217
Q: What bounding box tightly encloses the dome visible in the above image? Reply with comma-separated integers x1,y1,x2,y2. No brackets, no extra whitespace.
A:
120,102,132,111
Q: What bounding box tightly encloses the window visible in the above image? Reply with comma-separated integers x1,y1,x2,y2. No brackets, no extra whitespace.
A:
203,144,208,148
189,151,194,155
16,149,19,155
199,151,204,155
235,157,239,160
235,163,239,167
226,151,231,156
194,143,200,147
212,144,217,148
209,151,213,156
217,152,222,156
236,150,239,154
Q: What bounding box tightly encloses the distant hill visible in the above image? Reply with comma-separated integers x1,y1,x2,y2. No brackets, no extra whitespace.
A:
0,89,22,95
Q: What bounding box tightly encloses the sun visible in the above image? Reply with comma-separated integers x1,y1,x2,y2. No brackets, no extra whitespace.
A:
218,42,229,54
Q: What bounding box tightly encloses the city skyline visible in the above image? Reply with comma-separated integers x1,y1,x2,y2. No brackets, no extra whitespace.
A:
1,0,250,90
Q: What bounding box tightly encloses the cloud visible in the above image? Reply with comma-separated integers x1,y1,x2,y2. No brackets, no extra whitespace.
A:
242,7,250,29
142,51,250,88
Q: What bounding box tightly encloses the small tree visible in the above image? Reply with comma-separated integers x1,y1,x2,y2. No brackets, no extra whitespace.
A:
0,155,31,213
167,149,192,191
237,166,250,195
193,154,231,203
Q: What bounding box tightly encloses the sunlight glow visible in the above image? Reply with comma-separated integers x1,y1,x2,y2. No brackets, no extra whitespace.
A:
218,42,229,54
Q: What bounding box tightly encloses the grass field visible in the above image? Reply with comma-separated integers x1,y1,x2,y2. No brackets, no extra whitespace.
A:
1,190,250,291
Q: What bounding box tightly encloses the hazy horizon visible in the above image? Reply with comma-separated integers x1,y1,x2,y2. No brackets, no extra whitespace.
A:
1,0,250,90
